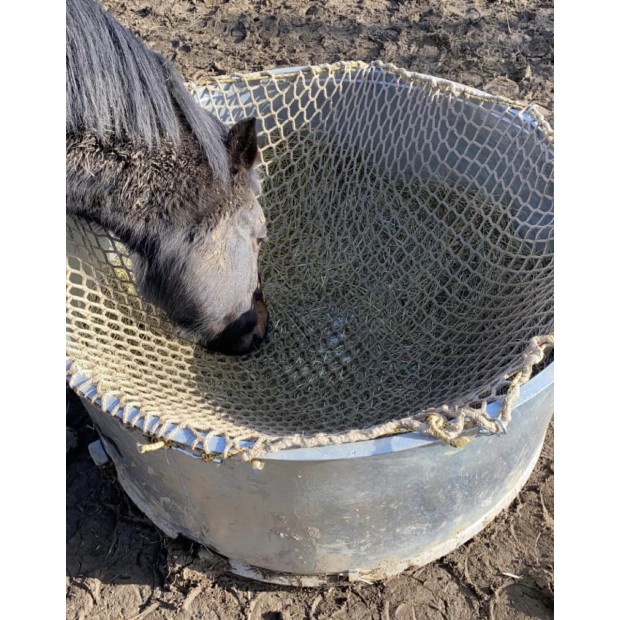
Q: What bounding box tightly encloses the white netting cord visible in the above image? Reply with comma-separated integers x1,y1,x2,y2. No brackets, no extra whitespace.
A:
67,62,554,460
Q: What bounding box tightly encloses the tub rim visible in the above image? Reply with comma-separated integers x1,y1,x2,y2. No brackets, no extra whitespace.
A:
66,359,553,463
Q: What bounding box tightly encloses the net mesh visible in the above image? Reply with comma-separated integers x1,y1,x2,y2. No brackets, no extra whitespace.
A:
66,62,554,460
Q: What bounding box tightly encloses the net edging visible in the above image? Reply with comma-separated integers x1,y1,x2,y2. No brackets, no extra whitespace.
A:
189,60,554,147
66,334,553,465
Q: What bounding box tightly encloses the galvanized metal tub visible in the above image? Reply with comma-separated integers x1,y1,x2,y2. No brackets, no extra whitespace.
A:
72,362,552,586
68,64,553,585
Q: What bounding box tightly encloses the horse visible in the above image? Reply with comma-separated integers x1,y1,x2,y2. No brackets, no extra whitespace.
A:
66,0,269,355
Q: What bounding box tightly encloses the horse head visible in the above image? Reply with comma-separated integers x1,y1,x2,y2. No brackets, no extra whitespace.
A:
129,118,270,355
66,0,269,355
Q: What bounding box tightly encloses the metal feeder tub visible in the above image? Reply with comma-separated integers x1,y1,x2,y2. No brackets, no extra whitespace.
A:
67,62,554,585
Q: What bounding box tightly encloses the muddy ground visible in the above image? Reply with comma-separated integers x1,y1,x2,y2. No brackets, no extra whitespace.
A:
67,1,554,618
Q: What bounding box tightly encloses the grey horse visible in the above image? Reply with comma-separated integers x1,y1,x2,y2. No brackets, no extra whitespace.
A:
66,0,269,355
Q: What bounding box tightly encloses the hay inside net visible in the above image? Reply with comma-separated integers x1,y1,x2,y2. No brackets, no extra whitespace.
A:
66,62,554,461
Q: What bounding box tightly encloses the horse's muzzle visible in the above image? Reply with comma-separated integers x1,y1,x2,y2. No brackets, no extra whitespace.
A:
207,284,269,356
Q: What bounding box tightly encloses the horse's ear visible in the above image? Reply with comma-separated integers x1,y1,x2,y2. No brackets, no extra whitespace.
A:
226,117,258,173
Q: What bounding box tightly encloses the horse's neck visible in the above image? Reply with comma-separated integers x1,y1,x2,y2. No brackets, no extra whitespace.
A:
66,132,220,253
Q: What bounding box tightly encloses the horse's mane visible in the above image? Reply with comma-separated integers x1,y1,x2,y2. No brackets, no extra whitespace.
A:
66,0,230,182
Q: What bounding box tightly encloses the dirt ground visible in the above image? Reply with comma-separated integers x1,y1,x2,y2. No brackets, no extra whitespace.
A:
66,1,554,618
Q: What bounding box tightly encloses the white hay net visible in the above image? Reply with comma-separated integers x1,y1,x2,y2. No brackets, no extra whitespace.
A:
67,62,554,461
